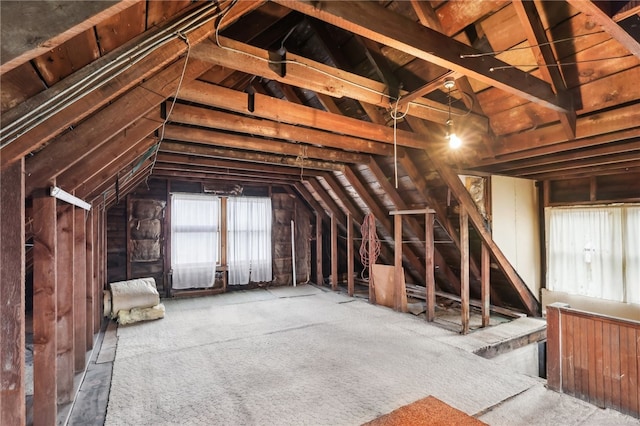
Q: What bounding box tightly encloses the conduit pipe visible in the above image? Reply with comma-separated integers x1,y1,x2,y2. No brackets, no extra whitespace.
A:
0,2,224,148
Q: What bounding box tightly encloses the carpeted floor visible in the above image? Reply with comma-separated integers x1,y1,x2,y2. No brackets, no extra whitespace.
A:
104,285,639,426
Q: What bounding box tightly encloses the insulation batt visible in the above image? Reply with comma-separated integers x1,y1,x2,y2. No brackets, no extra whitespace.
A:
118,303,165,325
109,277,160,319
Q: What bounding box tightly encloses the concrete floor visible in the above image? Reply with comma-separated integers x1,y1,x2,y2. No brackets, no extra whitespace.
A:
74,285,637,425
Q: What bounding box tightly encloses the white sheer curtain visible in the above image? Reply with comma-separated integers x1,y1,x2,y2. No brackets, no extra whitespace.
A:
171,193,219,289
625,206,640,304
228,197,272,285
547,205,635,303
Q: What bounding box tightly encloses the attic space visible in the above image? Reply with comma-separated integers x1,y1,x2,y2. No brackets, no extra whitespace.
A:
1,1,640,425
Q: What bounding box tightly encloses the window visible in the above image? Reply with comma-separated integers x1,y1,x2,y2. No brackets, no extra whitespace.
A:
227,197,272,285
171,193,220,289
547,205,640,304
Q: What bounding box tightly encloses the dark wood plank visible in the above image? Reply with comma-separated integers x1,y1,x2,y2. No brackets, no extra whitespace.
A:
580,316,589,400
0,159,26,426
611,324,621,411
637,326,640,417
32,191,58,425
627,327,638,417
56,203,75,404
563,313,575,395
587,317,597,404
459,206,469,335
603,321,613,408
545,304,561,391
74,207,87,372
594,319,605,407
620,325,630,414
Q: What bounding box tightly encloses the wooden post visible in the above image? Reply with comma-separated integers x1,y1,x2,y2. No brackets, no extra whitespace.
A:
316,213,323,286
394,214,403,312
86,208,95,350
460,206,470,335
425,212,435,321
331,213,338,291
73,207,87,372
96,207,105,333
368,215,376,304
0,159,26,426
481,242,490,327
56,203,74,404
347,212,354,297
32,189,58,425
546,302,569,391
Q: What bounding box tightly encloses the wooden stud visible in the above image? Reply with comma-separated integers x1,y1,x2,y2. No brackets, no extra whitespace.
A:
425,212,435,322
347,211,354,297
73,207,87,372
394,214,403,312
367,215,376,305
56,203,74,404
481,242,490,328
316,212,323,286
545,303,566,391
331,213,338,291
460,205,470,335
0,159,26,426
32,190,58,425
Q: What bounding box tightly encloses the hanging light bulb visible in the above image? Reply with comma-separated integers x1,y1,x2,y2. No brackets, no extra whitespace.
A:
444,78,461,149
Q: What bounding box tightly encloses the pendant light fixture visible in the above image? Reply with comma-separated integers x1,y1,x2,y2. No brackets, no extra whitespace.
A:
444,78,462,149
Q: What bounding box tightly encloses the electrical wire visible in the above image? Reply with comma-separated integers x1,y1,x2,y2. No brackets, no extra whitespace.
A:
359,213,381,282
214,0,469,119
389,95,409,188
1,2,224,148
459,30,607,58
146,32,192,183
489,54,634,71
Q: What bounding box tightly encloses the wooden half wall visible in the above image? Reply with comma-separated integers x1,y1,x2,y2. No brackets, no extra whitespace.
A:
547,303,640,418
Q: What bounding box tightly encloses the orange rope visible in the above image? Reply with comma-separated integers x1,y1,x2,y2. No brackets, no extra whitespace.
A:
359,213,380,281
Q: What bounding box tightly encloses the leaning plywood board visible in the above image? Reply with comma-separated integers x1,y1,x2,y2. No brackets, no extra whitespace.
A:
372,264,407,312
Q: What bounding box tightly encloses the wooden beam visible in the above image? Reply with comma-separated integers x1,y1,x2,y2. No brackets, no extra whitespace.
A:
512,0,576,139
347,211,354,297
85,209,95,350
156,151,343,174
394,214,404,312
161,126,370,164
24,58,212,195
460,206,470,335
32,190,58,425
73,207,87,372
342,166,426,284
481,242,490,328
275,0,566,112
396,71,458,110
56,114,163,192
368,156,463,296
425,212,436,322
407,117,539,316
178,81,426,149
56,203,74,404
567,0,640,57
294,181,329,220
167,102,395,156
0,159,25,426
189,37,488,130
